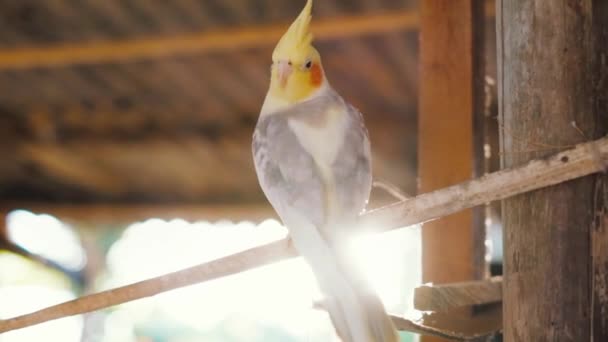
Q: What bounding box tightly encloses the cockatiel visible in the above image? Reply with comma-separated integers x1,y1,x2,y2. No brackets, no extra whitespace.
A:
252,1,399,341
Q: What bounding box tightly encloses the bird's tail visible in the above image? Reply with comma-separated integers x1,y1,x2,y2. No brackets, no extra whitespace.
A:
288,221,399,342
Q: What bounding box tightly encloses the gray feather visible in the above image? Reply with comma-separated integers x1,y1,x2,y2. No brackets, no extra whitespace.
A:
252,91,396,342
252,91,371,235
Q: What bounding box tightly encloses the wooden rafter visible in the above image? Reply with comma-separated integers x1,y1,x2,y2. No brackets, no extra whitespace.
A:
0,11,417,70
0,2,495,70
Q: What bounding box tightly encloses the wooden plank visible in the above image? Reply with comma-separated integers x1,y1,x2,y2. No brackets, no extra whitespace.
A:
417,304,502,341
414,277,502,312
497,0,608,340
0,136,606,335
418,1,485,341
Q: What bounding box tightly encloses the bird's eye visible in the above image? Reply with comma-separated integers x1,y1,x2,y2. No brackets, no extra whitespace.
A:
305,60,313,69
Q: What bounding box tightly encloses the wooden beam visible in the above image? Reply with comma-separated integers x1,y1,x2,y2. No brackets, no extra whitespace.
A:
0,136,606,335
498,0,608,340
418,1,485,341
585,4,608,339
414,277,502,312
0,2,495,70
0,10,418,70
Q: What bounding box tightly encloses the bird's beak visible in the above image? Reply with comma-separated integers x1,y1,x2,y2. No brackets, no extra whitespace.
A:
277,61,293,88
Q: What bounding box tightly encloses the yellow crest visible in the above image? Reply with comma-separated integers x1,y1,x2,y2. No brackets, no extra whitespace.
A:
272,0,314,63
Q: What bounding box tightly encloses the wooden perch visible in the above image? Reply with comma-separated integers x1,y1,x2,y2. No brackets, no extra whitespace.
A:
0,136,607,336
360,136,608,230
414,277,502,312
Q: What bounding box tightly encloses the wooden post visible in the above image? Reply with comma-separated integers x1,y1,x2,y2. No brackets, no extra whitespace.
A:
497,1,608,340
418,1,485,341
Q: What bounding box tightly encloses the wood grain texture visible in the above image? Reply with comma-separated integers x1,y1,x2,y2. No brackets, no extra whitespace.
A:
591,3,608,340
418,2,485,340
414,277,502,312
592,178,608,340
418,304,502,341
418,0,475,281
497,0,608,340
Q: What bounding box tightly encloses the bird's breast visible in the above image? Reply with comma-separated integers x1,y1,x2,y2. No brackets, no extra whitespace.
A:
287,106,347,169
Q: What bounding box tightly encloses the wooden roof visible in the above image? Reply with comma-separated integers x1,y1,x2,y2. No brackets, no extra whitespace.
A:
0,0,495,204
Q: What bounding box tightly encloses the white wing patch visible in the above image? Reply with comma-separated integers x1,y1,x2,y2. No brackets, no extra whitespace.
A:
288,105,348,226
288,105,347,170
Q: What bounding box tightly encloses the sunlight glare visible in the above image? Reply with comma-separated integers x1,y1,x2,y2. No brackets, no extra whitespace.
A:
350,225,422,315
104,217,421,340
6,210,86,271
0,286,82,342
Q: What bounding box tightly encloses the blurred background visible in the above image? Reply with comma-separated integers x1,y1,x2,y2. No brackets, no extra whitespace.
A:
0,0,500,341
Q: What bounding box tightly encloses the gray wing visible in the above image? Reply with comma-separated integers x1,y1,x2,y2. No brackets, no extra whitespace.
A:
252,99,372,232
252,114,326,228
332,104,372,224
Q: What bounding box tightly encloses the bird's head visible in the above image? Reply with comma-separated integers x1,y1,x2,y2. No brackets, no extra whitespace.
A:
269,0,325,104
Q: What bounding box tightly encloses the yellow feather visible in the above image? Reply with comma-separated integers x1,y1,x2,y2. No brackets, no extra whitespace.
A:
265,0,324,106
272,0,314,64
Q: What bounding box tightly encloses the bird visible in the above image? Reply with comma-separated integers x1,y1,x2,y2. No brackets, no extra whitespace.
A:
252,1,399,341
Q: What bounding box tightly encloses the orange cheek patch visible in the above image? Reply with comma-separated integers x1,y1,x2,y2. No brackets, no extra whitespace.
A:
310,63,323,87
